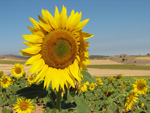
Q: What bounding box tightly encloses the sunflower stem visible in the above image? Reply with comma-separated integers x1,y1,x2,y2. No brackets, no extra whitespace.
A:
56,87,62,112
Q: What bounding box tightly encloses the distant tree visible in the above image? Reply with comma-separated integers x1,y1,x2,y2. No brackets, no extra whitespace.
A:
122,58,125,62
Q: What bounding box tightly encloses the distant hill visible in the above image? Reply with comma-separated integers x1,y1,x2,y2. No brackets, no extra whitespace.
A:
89,55,109,59
0,54,30,60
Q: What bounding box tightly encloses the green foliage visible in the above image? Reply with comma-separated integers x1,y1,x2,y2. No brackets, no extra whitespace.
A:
82,70,97,83
1,69,150,113
87,64,150,70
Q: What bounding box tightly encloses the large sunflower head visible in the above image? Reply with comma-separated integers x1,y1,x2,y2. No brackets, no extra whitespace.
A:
20,6,93,91
125,91,139,112
0,76,12,89
14,98,35,113
12,64,25,78
133,79,148,94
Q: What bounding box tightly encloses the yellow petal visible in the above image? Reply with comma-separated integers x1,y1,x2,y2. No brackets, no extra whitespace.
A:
34,64,48,83
22,34,43,43
19,52,33,56
70,12,82,31
22,41,42,47
46,10,58,29
28,58,45,74
27,26,45,37
75,19,89,31
22,41,33,46
80,31,94,39
25,54,41,65
55,6,60,24
41,9,49,23
44,67,53,89
69,59,80,81
38,15,52,32
59,5,67,29
29,17,40,29
50,68,60,91
66,10,78,30
20,46,41,54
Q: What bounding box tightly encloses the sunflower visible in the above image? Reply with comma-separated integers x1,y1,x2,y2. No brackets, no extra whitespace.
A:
14,98,35,113
12,64,25,78
20,6,93,91
0,76,12,89
96,78,101,83
89,83,95,91
116,74,123,79
133,79,148,94
96,78,103,85
125,91,139,112
109,77,115,83
121,85,126,90
27,75,35,83
77,83,88,92
85,81,90,85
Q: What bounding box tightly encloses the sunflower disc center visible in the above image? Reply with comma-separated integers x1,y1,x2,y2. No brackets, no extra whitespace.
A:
15,67,21,74
42,30,78,69
3,78,8,84
29,77,34,81
20,102,28,111
138,83,144,90
53,39,71,59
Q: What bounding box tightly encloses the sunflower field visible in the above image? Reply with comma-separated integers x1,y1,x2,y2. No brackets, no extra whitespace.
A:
1,5,150,113
0,66,150,113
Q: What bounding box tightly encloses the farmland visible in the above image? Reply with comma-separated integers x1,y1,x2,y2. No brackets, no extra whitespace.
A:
0,55,150,112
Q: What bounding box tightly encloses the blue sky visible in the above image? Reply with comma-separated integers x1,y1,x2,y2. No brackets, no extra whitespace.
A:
0,0,150,56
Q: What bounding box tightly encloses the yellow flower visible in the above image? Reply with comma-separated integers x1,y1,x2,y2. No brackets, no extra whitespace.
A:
0,76,12,89
133,79,148,94
85,81,90,85
109,77,115,83
14,98,35,113
12,64,25,78
125,91,139,112
0,71,4,77
117,74,123,79
20,6,93,91
96,78,101,83
89,83,95,91
121,85,126,90
26,82,31,87
27,75,35,83
141,103,145,107
77,83,88,92
96,78,103,85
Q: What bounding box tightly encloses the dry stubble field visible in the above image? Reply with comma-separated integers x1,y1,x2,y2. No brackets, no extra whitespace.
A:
1,59,150,77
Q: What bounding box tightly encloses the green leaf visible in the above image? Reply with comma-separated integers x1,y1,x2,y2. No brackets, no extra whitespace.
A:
82,70,97,83
104,110,114,113
109,102,116,113
2,108,12,113
73,95,91,113
16,82,48,99
0,98,4,107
